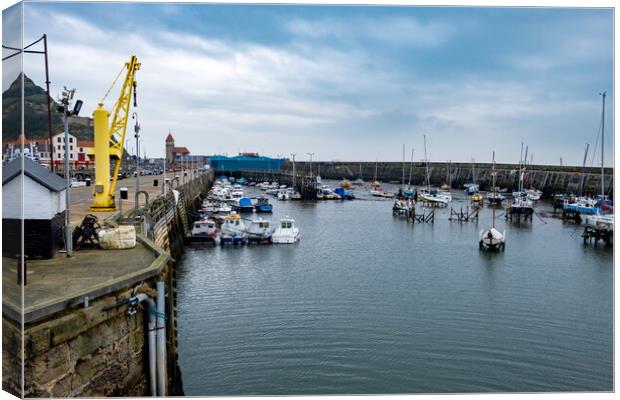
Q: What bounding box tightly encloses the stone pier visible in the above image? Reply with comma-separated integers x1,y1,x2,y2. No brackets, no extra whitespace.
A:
2,170,214,397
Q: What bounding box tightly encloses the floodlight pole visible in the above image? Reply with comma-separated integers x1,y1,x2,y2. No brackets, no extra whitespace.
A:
42,34,54,171
133,112,140,208
63,104,72,257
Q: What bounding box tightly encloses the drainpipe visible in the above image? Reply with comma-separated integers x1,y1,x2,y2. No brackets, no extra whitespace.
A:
128,294,157,396
156,281,167,396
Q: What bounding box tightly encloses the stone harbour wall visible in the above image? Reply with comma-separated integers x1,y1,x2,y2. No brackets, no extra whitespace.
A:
20,283,156,397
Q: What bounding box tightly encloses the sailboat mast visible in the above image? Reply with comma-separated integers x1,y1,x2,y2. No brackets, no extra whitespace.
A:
408,149,414,186
374,159,378,181
402,144,405,188
580,143,589,197
492,151,496,190
424,134,430,190
600,91,606,197
522,146,529,193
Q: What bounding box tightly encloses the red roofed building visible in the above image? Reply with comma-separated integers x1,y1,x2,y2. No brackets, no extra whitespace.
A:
165,131,191,169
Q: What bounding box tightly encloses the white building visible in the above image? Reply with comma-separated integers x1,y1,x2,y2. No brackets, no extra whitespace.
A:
51,131,79,162
2,156,67,258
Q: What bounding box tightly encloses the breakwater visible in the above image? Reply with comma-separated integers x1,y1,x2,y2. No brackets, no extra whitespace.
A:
2,171,214,397
287,161,613,196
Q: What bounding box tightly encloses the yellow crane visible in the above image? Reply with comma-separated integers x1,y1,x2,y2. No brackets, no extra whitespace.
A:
89,55,140,211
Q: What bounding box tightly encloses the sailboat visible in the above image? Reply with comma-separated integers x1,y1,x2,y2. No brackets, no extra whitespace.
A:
509,143,534,217
585,91,614,233
418,134,450,206
563,143,599,214
370,159,383,196
399,145,416,198
465,159,480,194
369,159,393,197
479,205,506,251
353,163,364,186
402,148,416,197
487,152,505,205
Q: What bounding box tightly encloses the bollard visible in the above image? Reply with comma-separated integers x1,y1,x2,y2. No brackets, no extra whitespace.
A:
154,179,158,187
85,178,91,187
120,187,128,214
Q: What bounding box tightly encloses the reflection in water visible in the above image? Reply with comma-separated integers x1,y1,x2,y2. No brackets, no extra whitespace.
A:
176,181,612,395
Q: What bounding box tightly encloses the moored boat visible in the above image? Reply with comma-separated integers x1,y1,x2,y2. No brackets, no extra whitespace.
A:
272,217,301,244
245,218,275,243
254,196,273,213
189,219,220,244
220,212,247,245
479,227,506,251
233,197,254,213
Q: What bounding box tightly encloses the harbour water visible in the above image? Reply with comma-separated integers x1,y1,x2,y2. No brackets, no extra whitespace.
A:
176,180,613,395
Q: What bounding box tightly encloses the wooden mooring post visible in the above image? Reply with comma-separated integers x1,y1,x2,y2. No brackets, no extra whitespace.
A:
505,207,533,222
582,226,612,246
407,207,434,224
449,206,479,222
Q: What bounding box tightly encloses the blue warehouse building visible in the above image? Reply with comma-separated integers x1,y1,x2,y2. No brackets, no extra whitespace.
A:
207,154,286,172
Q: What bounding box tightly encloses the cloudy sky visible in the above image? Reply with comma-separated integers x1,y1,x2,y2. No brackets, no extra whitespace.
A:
2,2,614,165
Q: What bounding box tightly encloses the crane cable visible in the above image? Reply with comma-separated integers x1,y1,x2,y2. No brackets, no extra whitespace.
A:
99,63,127,105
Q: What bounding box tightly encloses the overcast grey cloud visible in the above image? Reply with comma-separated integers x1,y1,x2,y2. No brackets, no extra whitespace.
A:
12,4,614,165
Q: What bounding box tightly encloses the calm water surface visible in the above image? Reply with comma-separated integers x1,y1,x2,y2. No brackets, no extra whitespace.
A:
176,181,613,395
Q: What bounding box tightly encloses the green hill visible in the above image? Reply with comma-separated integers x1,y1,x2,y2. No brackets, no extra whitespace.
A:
2,73,93,142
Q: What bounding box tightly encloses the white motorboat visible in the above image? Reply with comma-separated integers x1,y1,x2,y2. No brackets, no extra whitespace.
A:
277,189,290,201
245,218,275,243
215,203,232,215
419,190,450,206
272,217,301,244
220,212,247,245
189,219,220,244
525,189,542,201
585,214,614,232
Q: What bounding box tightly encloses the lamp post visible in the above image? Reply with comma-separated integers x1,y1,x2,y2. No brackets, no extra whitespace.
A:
132,112,140,208
58,87,83,257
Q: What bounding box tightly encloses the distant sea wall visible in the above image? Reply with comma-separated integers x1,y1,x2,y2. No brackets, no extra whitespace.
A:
287,161,614,196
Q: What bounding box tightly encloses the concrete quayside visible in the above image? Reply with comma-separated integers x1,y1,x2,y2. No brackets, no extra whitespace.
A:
2,170,214,397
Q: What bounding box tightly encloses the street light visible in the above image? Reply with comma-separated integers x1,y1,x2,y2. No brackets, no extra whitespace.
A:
57,86,82,257
132,112,140,208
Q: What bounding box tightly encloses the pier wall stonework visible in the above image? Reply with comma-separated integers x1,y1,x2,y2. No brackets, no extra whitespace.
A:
2,171,214,398
289,161,614,196
17,284,153,397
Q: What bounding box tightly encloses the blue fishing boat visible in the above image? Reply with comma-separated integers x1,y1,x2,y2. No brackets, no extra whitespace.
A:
254,196,273,213
233,197,254,213
402,187,416,197
237,177,247,185
334,187,355,200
